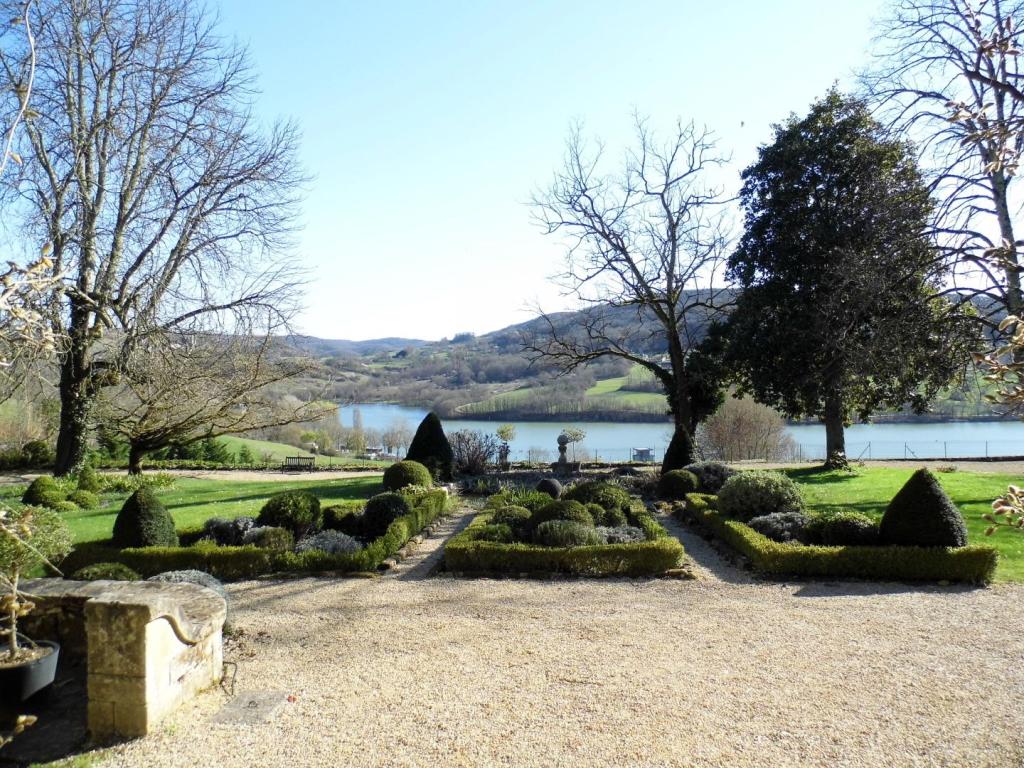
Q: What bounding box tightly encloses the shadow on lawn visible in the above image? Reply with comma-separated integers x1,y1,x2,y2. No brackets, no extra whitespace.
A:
785,467,872,485
163,484,381,511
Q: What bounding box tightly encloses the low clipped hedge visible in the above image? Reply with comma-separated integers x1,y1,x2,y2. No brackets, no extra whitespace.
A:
445,502,683,577
62,489,451,581
679,494,998,585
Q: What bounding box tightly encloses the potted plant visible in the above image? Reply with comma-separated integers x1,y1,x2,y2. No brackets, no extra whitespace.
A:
0,503,72,704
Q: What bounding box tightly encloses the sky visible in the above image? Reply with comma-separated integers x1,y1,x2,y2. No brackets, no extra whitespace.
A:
213,0,887,341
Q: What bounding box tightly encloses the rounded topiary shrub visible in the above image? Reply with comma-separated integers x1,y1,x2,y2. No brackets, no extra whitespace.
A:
563,481,631,512
717,470,804,522
530,500,594,531
382,460,433,492
256,490,322,538
472,523,514,543
879,469,968,547
747,512,810,543
295,530,362,555
242,525,295,551
586,502,627,528
76,465,102,493
814,511,879,547
534,478,562,499
21,475,66,508
405,412,454,481
657,469,700,501
534,520,603,548
362,492,413,538
67,490,100,509
52,500,80,513
70,562,141,582
21,440,55,467
682,461,737,494
112,487,179,548
489,505,532,535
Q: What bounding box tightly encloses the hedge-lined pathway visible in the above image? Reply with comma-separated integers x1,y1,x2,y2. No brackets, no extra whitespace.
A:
387,501,478,580
654,507,752,584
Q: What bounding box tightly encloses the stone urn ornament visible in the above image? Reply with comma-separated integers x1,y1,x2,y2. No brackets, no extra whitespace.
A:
555,433,571,476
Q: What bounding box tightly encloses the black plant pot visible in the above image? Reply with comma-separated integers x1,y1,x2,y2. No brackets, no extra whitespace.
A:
0,641,60,704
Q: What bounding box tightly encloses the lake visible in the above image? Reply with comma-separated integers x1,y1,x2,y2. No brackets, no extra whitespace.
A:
339,403,1024,462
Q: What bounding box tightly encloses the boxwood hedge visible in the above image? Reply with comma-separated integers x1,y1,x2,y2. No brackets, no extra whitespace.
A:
679,493,998,584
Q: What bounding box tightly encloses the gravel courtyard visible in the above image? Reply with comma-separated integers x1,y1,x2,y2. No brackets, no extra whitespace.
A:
92,516,1024,768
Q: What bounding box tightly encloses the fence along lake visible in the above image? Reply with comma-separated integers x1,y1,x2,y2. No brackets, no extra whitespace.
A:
340,403,1024,462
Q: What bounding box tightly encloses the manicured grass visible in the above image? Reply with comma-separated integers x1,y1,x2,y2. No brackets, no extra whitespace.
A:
783,466,1024,582
1,476,384,544
216,435,387,468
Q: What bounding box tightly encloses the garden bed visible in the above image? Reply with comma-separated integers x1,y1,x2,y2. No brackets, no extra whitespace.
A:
60,488,451,581
678,493,998,584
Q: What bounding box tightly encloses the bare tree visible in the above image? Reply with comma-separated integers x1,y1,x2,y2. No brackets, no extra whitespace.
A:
96,332,333,474
0,0,306,474
696,397,797,462
864,0,1024,329
526,118,733,471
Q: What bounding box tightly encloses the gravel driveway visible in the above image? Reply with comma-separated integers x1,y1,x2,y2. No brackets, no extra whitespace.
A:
90,516,1024,768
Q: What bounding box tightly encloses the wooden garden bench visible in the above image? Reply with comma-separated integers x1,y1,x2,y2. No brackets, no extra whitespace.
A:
281,455,315,471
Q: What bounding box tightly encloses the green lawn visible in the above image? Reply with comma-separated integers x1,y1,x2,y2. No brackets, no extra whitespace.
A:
217,435,388,468
784,466,1024,582
1,476,383,544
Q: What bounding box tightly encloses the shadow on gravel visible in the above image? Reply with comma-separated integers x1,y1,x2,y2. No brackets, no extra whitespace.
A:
790,581,984,598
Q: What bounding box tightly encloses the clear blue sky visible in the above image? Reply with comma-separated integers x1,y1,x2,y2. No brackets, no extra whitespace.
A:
214,0,885,341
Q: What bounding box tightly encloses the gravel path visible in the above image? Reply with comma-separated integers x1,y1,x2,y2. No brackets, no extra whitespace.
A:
91,567,1024,767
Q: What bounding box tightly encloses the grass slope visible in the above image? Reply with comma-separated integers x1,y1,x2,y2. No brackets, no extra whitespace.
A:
785,466,1024,582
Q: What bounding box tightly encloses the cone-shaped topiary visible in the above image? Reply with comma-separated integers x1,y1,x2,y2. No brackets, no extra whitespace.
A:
112,487,179,548
405,412,454,481
21,475,66,508
879,468,968,547
382,460,433,491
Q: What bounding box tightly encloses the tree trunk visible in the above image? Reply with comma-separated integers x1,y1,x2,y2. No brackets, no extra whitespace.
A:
661,424,694,473
823,393,846,467
54,343,93,477
127,445,146,475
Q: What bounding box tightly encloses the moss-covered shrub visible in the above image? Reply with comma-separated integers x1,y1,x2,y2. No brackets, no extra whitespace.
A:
363,492,413,538
70,562,140,581
405,412,454,481
747,512,810,543
718,471,804,522
295,530,362,555
535,478,562,499
241,525,294,551
563,481,631,512
534,520,604,548
256,490,322,538
112,487,178,548
879,468,968,547
67,489,100,509
382,460,433,491
21,476,66,508
806,510,880,546
530,500,593,532
682,461,737,494
76,465,102,493
657,469,701,500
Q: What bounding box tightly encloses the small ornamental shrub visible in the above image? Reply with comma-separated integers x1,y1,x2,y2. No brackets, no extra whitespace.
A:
52,500,80,513
718,471,804,522
534,520,604,548
535,478,562,499
747,512,810,543
242,525,295,551
21,440,55,467
363,492,413,538
813,511,880,547
682,461,737,494
256,490,322,538
489,505,532,535
21,476,66,508
76,465,102,493
382,460,433,491
530,500,594,531
70,562,141,581
405,412,454,481
586,502,627,527
295,530,362,555
657,469,701,500
563,481,631,512
112,488,178,548
597,525,646,544
880,468,968,548
486,489,553,514
472,523,514,543
203,516,257,546
67,489,100,509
